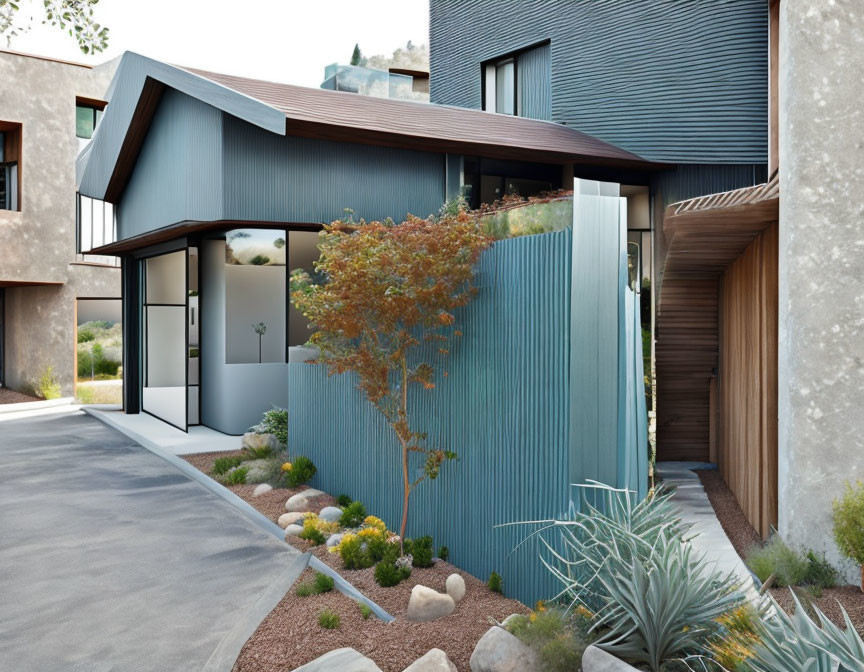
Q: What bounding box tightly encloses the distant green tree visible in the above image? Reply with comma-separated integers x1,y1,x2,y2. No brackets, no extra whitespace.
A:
273,237,285,249
0,0,109,54
350,43,365,66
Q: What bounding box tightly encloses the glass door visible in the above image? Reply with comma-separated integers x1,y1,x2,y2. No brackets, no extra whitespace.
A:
142,249,188,431
188,247,200,425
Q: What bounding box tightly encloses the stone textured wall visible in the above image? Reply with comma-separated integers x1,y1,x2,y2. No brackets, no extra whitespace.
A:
0,53,120,396
778,1,864,583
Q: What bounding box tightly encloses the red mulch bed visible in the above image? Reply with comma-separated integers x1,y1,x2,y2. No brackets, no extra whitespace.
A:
696,469,864,635
0,388,39,404
185,450,530,671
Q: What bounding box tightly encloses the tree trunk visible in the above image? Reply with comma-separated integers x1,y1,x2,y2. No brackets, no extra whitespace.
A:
860,565,863,593
398,357,410,555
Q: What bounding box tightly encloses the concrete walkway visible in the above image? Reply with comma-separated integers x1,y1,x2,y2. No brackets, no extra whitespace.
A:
657,462,761,603
0,411,306,672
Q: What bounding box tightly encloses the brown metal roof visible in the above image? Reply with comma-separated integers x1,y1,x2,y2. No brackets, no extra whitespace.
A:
181,66,657,169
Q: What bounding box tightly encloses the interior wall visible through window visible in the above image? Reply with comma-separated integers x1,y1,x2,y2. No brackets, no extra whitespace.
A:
0,122,21,211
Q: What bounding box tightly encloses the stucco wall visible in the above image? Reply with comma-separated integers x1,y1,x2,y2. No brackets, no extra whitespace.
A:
778,1,864,583
0,52,120,396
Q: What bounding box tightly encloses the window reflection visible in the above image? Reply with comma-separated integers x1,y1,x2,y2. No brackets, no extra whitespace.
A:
225,229,286,364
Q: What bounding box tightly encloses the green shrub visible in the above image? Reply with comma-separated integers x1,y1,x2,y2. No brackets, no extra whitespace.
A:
77,329,95,343
374,560,411,587
34,365,61,400
339,533,374,569
285,455,316,488
222,466,249,485
212,456,243,476
367,536,398,564
437,545,449,562
337,494,352,507
834,481,864,568
405,535,434,568
803,550,838,596
339,500,367,528
488,571,503,594
295,582,314,597
313,571,334,594
317,608,340,629
358,602,373,620
746,536,809,587
298,525,326,546
243,444,273,460
75,386,94,404
253,407,287,446
508,607,595,672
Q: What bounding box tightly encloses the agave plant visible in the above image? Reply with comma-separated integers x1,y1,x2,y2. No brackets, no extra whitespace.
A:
505,482,746,671
749,592,864,672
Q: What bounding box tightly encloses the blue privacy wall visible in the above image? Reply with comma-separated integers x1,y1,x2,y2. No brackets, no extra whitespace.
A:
287,181,648,604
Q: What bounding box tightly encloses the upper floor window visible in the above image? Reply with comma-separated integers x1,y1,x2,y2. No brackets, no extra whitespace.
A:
0,122,21,211
483,42,551,121
76,98,106,140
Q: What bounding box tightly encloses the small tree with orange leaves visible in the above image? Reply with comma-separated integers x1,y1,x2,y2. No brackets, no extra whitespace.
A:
291,210,491,549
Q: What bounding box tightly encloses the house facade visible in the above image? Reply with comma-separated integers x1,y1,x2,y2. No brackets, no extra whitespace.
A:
76,53,660,434
0,50,120,398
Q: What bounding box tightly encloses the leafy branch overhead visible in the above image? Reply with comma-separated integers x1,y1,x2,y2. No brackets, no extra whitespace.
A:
291,208,491,548
0,0,109,54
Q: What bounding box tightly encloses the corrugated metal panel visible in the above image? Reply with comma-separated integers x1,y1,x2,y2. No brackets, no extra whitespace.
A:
517,44,551,121
287,184,648,604
430,0,768,164
221,114,447,224
118,89,223,239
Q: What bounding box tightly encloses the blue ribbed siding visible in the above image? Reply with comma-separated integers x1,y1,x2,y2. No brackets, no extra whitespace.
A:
517,44,551,121
430,0,767,164
651,163,769,209
118,89,224,239
288,194,648,604
221,114,446,225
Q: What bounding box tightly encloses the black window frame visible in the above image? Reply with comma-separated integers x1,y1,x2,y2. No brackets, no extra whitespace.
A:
75,102,104,140
481,40,551,118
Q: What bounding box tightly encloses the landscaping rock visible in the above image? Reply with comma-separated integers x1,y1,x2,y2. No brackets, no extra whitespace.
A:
277,512,308,528
581,646,641,672
445,573,466,602
469,626,537,672
252,483,273,497
285,494,310,512
500,613,522,628
402,648,457,672
283,524,304,537
406,585,456,622
291,647,382,672
318,506,343,523
242,432,280,452
298,488,326,499
326,533,344,549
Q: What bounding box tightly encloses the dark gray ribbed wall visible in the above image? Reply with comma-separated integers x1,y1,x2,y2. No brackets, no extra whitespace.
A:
117,90,448,239
221,115,447,225
429,0,768,164
517,44,551,121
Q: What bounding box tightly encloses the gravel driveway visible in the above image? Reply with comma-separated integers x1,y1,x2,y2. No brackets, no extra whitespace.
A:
0,411,305,672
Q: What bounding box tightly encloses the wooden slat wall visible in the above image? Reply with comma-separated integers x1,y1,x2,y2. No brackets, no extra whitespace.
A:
656,277,719,461
718,222,778,538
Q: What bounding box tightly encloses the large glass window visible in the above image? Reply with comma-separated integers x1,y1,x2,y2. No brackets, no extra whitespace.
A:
484,59,515,115
225,229,286,364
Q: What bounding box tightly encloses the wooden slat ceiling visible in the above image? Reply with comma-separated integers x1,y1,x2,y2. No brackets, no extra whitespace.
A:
656,175,779,462
180,66,660,169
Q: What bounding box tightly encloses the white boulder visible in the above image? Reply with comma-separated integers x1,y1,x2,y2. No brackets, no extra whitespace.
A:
297,488,326,499
283,524,304,537
252,483,273,497
318,506,343,523
326,533,344,549
242,432,281,451
469,626,537,672
445,573,466,602
278,512,309,529
402,648,457,672
406,585,456,622
581,646,642,671
291,647,382,672
285,494,309,512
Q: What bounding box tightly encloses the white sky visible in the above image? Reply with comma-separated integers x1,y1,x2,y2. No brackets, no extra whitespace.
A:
4,0,429,87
